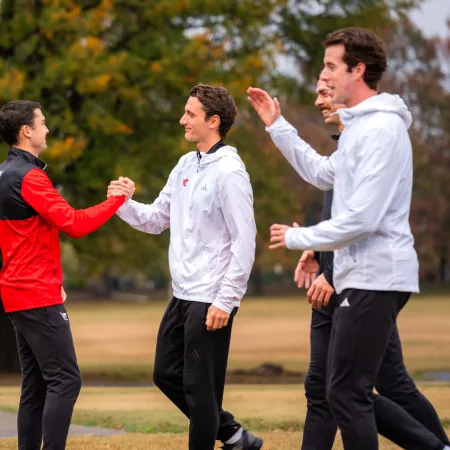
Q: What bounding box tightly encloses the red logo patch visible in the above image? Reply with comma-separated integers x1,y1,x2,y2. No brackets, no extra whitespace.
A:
183,178,189,187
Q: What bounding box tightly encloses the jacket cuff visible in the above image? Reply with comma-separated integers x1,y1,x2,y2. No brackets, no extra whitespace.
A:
116,199,131,216
265,115,288,133
285,227,304,250
212,299,235,314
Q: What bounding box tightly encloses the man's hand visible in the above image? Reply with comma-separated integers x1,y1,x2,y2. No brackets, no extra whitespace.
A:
247,87,281,127
295,250,319,289
61,286,67,303
206,305,230,331
307,274,334,309
107,177,135,201
269,224,291,250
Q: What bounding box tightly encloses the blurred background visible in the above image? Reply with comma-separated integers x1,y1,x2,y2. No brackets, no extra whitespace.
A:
0,0,449,447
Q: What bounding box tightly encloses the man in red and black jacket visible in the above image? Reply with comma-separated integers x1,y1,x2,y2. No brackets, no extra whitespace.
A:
0,100,130,450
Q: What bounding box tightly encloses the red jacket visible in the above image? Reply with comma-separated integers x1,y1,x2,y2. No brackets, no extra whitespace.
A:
0,147,124,312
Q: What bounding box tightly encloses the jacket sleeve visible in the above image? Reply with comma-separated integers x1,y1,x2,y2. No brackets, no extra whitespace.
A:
21,168,125,239
115,162,178,234
213,168,256,314
266,116,335,191
284,126,408,251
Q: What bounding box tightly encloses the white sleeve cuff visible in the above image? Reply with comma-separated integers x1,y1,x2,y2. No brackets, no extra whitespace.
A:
265,115,288,133
212,299,235,314
285,227,304,250
116,199,132,216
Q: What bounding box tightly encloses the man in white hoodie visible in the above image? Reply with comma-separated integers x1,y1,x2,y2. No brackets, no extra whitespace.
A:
290,78,450,450
248,28,441,450
107,84,261,450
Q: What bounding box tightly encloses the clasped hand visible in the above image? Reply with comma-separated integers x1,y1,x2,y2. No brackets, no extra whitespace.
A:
107,177,135,201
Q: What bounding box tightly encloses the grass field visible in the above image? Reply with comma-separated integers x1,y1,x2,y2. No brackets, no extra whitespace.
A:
0,432,406,449
65,294,450,379
1,294,450,448
1,384,450,448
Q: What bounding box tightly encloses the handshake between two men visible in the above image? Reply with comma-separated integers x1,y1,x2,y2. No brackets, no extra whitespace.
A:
107,177,135,201
107,177,334,312
105,175,233,332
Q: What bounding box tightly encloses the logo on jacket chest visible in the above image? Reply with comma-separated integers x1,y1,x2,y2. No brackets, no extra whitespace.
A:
182,178,189,187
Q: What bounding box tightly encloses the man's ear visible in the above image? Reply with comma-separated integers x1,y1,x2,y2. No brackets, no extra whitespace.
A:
209,114,221,130
21,125,32,139
353,62,366,81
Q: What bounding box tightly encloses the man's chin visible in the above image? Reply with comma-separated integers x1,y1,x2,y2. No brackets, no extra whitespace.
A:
184,133,197,142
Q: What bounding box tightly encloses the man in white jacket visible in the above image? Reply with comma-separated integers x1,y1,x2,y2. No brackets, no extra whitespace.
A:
108,84,261,450
248,28,426,450
287,79,450,450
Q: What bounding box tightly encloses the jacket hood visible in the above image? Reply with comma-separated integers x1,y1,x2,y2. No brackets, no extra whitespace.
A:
337,93,412,130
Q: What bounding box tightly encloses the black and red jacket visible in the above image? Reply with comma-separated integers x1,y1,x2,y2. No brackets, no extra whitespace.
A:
0,147,125,313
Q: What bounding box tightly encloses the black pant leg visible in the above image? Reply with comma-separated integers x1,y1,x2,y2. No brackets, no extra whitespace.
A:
153,298,240,448
10,305,82,450
326,289,408,450
183,301,238,450
153,297,191,417
373,393,444,450
302,308,337,450
376,323,450,446
10,317,47,450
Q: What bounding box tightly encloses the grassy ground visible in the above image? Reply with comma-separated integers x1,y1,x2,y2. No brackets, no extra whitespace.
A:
1,384,450,448
0,432,401,449
2,295,450,448
64,294,450,380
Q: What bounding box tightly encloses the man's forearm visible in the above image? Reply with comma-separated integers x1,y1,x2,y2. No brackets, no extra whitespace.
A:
266,116,334,191
117,199,169,235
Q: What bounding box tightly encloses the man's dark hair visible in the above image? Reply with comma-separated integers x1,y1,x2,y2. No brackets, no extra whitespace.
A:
324,27,387,90
189,84,237,140
0,100,42,146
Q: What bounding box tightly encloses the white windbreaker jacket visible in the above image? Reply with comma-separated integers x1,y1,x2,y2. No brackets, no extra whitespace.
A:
267,93,419,294
116,146,256,313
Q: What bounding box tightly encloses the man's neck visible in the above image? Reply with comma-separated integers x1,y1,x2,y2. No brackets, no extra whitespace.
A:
197,135,222,153
14,143,40,158
346,87,378,108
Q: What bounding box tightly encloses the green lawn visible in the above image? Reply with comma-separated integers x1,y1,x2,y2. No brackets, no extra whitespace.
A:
59,295,450,381
1,383,450,449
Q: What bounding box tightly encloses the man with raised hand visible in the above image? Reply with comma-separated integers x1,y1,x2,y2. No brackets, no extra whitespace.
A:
294,79,450,450
248,27,449,450
108,85,262,450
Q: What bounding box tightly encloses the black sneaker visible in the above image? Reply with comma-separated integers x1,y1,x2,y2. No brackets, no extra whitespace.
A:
221,429,263,450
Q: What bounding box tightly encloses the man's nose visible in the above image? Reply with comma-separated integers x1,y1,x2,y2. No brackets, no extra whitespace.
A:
319,68,330,81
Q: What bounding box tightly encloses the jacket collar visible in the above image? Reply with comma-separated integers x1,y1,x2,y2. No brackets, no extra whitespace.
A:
8,147,47,170
331,134,340,142
197,140,225,161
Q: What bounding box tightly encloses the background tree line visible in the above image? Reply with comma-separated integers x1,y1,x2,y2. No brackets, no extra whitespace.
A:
0,0,449,370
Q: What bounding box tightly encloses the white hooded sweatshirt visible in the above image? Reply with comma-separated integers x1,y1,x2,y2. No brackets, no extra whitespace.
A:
267,93,419,294
116,146,256,313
